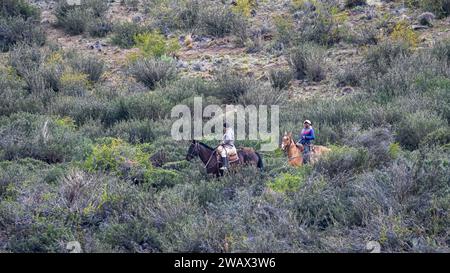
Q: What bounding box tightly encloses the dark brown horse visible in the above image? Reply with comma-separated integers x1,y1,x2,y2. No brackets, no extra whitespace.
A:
186,140,263,177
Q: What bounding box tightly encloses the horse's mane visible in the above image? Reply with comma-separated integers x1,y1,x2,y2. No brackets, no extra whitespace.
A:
198,141,215,151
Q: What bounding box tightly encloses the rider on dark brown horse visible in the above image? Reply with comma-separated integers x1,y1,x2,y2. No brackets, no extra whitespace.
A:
217,122,236,171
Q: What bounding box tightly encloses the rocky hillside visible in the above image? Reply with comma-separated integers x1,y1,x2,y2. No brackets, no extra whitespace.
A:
4,0,449,98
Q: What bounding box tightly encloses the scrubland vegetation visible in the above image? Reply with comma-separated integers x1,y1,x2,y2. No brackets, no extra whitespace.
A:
0,0,448,252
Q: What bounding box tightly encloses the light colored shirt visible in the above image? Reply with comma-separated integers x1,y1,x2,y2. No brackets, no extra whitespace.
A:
222,127,235,147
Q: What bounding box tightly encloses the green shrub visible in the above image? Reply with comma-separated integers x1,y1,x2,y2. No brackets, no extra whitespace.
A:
83,138,181,189
237,83,288,106
420,0,450,18
0,158,51,197
70,55,105,83
292,177,355,230
149,0,202,32
432,39,450,64
85,0,110,17
42,62,64,92
0,69,43,115
0,16,46,52
50,95,107,126
111,22,147,48
109,119,155,144
345,127,394,168
295,2,339,45
288,43,326,82
364,51,449,99
213,72,255,104
9,43,44,76
98,219,161,252
335,65,361,87
395,111,447,150
54,0,109,35
388,142,401,159
390,20,419,48
0,113,91,163
422,127,450,148
129,58,177,90
268,68,293,90
156,78,214,104
133,31,180,58
55,4,91,35
200,5,239,37
174,0,202,30
344,24,379,46
100,92,173,127
83,138,130,173
269,166,311,193
314,145,369,178
121,93,173,121
273,15,295,49
88,17,113,37
59,72,90,97
363,40,410,76
8,44,54,95
0,0,40,19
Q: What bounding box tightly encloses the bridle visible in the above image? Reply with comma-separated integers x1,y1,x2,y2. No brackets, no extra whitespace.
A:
187,142,199,159
282,136,294,151
188,142,217,169
282,136,302,161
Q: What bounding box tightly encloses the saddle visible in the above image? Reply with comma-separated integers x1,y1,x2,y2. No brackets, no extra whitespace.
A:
216,148,240,163
296,143,316,153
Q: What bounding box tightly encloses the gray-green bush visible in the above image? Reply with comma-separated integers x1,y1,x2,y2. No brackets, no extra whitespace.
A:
129,58,178,90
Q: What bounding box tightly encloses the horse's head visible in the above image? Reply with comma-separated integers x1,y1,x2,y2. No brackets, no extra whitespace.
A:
281,132,293,151
186,140,199,161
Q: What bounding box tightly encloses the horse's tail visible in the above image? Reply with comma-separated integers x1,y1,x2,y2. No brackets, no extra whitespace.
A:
256,152,264,170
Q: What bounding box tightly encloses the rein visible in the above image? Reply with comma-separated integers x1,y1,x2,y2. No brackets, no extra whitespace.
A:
191,142,218,169
285,138,302,161
203,149,216,169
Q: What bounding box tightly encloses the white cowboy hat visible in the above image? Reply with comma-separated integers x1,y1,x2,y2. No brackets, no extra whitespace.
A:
304,119,312,125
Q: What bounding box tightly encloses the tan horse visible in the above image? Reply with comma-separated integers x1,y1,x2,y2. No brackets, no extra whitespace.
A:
281,132,331,167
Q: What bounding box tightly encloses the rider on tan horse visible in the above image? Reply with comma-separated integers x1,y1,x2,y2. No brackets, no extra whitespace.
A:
296,120,315,164
217,122,237,170
281,122,330,167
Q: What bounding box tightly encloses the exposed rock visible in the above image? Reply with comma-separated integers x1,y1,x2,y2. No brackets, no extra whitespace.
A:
341,86,354,94
418,12,435,27
132,15,142,23
365,6,377,20
89,41,103,51
412,25,429,30
192,61,207,72
345,0,367,8
176,60,188,69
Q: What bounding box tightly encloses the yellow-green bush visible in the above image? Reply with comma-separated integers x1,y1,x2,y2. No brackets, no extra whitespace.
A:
83,138,181,188
388,142,401,159
133,31,180,59
390,20,418,48
273,14,295,47
269,166,311,193
59,71,90,96
83,138,146,173
231,0,256,17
